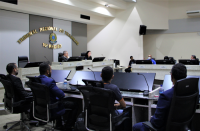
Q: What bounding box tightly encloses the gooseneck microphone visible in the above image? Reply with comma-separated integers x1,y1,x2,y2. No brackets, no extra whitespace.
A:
44,56,50,64
137,73,149,96
88,68,96,80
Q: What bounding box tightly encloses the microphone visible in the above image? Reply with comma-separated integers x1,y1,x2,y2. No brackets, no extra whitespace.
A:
137,73,150,96
88,68,96,80
44,56,50,64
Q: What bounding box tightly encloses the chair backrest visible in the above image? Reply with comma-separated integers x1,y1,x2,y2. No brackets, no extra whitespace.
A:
0,74,6,80
166,77,199,131
78,86,115,129
18,56,28,68
0,78,16,113
26,76,41,83
26,81,53,122
58,53,63,62
81,53,86,57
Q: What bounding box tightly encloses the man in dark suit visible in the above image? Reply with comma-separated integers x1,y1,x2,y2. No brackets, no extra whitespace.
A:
38,62,78,130
61,51,69,62
125,56,135,73
6,63,32,101
133,63,187,131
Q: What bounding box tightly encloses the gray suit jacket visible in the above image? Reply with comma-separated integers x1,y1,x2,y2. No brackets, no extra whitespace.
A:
61,56,68,62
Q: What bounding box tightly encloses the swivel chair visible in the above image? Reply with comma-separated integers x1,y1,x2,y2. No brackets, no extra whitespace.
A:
143,77,199,131
0,78,38,131
26,81,71,131
58,53,63,62
18,56,28,68
81,53,86,57
78,86,131,131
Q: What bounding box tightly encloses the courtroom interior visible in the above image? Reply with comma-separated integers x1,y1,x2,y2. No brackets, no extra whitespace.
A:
1,0,200,131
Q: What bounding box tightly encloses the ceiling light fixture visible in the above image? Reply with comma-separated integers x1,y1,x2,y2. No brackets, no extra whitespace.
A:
105,4,109,7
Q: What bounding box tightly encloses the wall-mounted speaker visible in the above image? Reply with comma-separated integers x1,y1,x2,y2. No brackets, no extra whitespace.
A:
80,14,90,20
139,25,147,35
0,0,18,5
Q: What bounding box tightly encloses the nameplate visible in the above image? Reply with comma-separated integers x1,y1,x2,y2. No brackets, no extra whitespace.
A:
77,63,81,66
68,63,74,66
160,66,166,69
139,66,145,68
186,67,190,69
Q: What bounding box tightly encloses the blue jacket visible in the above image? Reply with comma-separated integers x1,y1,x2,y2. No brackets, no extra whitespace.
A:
148,59,156,64
38,75,65,117
150,87,174,131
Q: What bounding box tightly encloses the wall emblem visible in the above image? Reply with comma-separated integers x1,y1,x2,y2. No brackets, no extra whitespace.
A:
49,33,57,44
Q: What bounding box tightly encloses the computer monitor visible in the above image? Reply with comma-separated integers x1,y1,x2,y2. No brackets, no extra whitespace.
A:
162,75,200,94
155,60,175,65
51,70,71,83
67,57,82,62
179,59,199,65
135,60,152,64
92,57,105,62
114,60,120,66
69,71,102,85
111,72,156,91
24,62,43,68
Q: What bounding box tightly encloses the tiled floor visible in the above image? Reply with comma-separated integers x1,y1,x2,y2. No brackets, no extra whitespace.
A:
0,114,53,131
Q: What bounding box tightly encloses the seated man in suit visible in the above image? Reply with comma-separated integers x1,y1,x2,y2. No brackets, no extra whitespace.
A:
147,55,156,64
125,56,135,73
61,51,69,62
38,62,78,130
133,63,187,131
6,63,32,101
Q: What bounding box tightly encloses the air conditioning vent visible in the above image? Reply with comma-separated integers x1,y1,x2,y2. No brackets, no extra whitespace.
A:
187,10,200,16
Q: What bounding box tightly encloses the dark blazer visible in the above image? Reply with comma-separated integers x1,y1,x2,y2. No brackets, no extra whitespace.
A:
85,56,92,60
150,87,174,131
6,75,31,101
61,55,68,62
128,60,135,67
38,75,65,117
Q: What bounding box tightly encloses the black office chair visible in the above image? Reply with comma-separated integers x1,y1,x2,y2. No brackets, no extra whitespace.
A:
58,53,63,62
0,78,38,131
143,77,199,131
26,81,70,131
81,53,86,57
78,86,131,131
18,56,28,68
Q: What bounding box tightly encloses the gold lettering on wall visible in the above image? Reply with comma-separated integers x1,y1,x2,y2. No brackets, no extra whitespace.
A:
18,26,79,46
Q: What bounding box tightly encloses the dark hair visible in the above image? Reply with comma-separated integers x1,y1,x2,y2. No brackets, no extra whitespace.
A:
192,55,196,59
85,51,91,56
39,62,50,75
171,63,187,81
164,56,169,60
6,63,17,74
130,56,133,59
101,66,113,83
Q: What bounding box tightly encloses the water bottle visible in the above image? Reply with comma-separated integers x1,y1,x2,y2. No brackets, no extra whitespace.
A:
159,85,164,94
63,79,67,89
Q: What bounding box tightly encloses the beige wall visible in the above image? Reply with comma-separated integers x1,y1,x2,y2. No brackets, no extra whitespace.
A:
136,0,169,29
144,32,200,60
87,4,143,66
169,1,200,20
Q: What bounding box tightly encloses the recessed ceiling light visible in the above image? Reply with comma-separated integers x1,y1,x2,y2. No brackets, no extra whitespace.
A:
105,4,109,7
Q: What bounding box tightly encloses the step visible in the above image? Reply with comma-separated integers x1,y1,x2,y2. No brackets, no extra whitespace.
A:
0,102,4,107
0,107,9,115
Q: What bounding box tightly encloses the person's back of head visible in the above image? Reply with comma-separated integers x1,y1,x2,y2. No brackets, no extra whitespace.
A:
39,62,50,75
101,66,113,83
171,63,187,84
164,56,169,60
6,63,17,75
